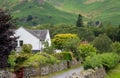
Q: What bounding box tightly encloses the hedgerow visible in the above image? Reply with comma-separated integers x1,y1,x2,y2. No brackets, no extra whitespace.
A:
53,52,74,61
84,53,120,70
23,53,59,67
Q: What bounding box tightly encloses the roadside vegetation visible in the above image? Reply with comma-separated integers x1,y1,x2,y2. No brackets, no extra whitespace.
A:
105,64,120,78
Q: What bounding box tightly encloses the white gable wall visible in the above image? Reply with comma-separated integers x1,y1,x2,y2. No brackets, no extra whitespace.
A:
15,27,41,50
45,30,51,46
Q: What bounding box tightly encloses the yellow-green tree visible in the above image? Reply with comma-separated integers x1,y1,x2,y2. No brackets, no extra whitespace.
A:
52,34,80,49
52,34,81,60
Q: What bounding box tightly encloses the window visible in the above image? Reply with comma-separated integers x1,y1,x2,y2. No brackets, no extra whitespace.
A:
20,40,23,46
15,41,18,47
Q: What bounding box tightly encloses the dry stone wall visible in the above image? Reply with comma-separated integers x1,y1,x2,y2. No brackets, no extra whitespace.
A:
0,60,80,78
23,60,79,77
66,67,106,78
0,70,12,78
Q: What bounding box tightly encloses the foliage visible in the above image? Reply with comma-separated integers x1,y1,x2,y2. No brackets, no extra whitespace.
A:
53,52,74,61
52,34,80,50
63,37,80,51
15,44,33,68
78,27,95,42
21,44,32,53
8,51,16,68
111,42,120,54
93,34,112,52
78,44,97,61
84,53,120,70
76,14,83,27
43,42,55,54
0,9,17,68
23,53,58,67
52,33,80,60
8,44,33,70
105,26,120,41
100,53,120,70
84,55,102,70
105,64,120,78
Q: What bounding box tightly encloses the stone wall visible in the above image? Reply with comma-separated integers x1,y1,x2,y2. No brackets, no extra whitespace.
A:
66,67,106,78
0,70,13,78
23,60,80,77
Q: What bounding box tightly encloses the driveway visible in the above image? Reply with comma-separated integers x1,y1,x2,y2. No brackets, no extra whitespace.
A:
51,66,83,78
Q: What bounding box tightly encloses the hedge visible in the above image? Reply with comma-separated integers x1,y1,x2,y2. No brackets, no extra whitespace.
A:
23,53,59,67
84,53,120,70
53,52,73,61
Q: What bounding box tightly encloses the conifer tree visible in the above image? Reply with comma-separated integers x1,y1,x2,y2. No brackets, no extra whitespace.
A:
0,9,17,68
76,14,83,27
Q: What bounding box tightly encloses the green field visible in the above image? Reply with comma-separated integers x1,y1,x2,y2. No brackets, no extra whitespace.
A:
105,64,120,78
0,0,119,26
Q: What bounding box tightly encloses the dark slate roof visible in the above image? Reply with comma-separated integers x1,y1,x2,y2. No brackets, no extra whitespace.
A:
24,28,48,41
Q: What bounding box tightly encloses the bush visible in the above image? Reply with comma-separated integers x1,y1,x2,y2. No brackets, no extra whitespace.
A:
111,42,120,54
84,53,120,70
84,55,102,70
23,53,58,67
93,34,112,52
78,44,97,61
101,53,120,70
8,50,16,67
8,55,16,68
21,44,32,53
53,52,73,61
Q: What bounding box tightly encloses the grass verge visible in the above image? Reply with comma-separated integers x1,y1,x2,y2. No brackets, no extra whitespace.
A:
105,64,120,78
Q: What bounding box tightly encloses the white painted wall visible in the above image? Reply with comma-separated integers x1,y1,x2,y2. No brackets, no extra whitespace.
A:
45,30,51,46
41,30,51,49
15,27,41,50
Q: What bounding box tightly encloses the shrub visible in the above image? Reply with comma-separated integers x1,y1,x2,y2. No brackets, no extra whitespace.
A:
52,34,80,49
8,50,17,68
84,55,102,70
23,53,58,67
101,53,120,70
78,44,97,61
93,34,112,52
21,44,32,54
53,52,73,61
8,44,33,70
84,53,120,70
111,42,120,54
8,55,16,68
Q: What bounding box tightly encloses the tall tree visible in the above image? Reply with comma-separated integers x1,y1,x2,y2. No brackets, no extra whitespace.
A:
76,14,83,27
0,9,17,68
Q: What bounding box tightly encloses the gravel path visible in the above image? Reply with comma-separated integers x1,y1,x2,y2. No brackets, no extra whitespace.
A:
51,66,83,78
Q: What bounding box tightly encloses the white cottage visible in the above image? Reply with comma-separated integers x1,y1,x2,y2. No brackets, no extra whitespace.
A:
15,27,51,52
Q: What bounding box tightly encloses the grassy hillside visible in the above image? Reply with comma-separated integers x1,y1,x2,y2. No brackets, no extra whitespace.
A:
0,0,77,26
0,0,119,26
47,0,120,26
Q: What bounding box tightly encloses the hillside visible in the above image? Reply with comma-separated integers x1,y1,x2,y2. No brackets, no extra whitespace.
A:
0,0,120,26
0,0,77,26
47,0,120,26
